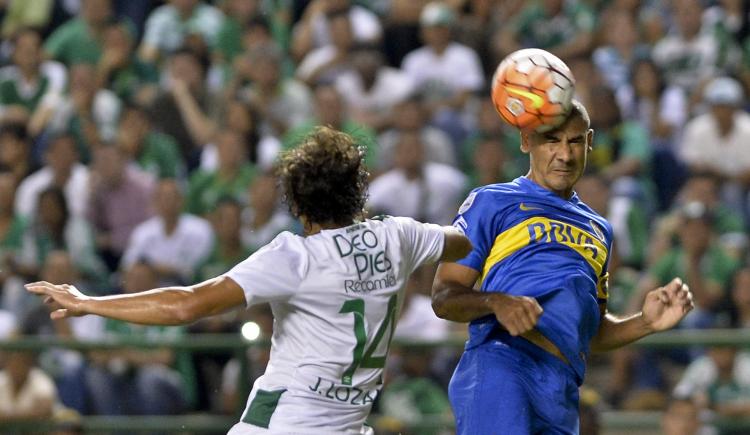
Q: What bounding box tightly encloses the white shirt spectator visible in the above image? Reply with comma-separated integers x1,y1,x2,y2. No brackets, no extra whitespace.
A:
15,163,89,219
0,368,58,416
335,67,415,118
42,89,122,142
310,6,381,48
296,45,351,84
0,61,67,114
200,135,281,172
368,162,467,225
679,111,750,177
394,293,451,342
121,214,214,281
402,42,484,99
142,2,224,55
377,128,455,170
652,32,728,91
674,351,750,398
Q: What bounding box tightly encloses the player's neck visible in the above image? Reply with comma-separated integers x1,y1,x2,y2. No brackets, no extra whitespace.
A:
525,173,574,199
301,219,348,236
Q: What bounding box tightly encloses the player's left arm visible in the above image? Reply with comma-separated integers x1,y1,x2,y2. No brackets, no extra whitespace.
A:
25,276,247,326
589,277,694,352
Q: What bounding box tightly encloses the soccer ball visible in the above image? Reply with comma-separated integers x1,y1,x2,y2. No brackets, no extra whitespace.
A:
491,48,575,132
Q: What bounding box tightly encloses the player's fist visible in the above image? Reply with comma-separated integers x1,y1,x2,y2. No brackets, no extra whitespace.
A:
642,277,694,332
487,294,544,336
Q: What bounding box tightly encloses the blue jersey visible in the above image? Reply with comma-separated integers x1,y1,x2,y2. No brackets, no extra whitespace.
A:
454,176,613,382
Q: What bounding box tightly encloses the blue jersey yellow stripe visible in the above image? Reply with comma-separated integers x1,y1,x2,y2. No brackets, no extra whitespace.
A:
453,177,614,383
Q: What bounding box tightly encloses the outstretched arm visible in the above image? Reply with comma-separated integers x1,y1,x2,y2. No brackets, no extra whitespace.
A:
25,276,247,326
590,278,693,352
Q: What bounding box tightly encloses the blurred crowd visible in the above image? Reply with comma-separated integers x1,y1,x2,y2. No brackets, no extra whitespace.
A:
0,0,749,433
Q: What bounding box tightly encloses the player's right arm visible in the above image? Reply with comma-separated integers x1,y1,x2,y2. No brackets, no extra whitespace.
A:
25,276,246,326
431,263,542,335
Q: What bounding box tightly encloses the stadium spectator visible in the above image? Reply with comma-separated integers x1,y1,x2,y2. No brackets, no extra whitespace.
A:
234,43,312,137
0,171,26,314
639,201,738,327
0,28,67,126
43,0,113,65
241,173,297,253
402,2,484,144
283,84,379,169
33,62,122,160
87,145,155,271
186,130,256,216
195,198,251,282
291,0,382,62
652,0,739,95
97,21,159,106
150,47,210,170
465,137,509,188
334,43,416,132
296,7,354,86
377,95,454,171
460,96,524,180
85,261,191,415
592,10,649,95
0,123,33,185
199,99,280,173
213,0,262,65
674,346,750,417
661,397,705,435
368,130,467,225
495,0,596,60
15,134,89,220
117,104,185,180
121,178,213,285
139,0,224,65
0,348,58,422
679,77,750,187
21,187,106,288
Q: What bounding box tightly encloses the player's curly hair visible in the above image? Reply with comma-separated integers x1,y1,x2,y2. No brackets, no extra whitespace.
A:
278,126,369,226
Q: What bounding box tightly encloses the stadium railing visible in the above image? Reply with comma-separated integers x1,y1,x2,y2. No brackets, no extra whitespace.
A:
1,329,749,433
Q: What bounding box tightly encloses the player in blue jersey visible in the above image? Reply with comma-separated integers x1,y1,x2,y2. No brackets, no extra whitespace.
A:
432,100,694,434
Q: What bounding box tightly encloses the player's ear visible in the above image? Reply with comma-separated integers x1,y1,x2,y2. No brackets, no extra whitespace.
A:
519,130,531,154
586,128,594,150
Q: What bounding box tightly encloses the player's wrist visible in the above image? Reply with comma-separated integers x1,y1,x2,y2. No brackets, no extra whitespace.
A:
635,311,658,334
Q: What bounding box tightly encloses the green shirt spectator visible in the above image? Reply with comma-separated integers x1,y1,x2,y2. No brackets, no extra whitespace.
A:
651,245,739,296
499,0,595,59
135,132,185,180
44,18,103,65
187,164,256,216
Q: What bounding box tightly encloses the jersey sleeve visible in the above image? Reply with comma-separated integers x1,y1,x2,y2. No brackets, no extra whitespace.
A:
597,222,615,304
224,234,305,306
391,216,445,274
452,189,498,272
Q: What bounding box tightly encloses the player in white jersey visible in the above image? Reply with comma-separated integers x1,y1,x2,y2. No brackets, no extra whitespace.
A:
25,126,472,435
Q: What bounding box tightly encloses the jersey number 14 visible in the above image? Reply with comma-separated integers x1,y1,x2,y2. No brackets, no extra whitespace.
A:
339,295,398,386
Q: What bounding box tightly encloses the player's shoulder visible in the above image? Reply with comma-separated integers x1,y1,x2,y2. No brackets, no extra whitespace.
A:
460,180,527,212
574,200,614,241
254,231,309,274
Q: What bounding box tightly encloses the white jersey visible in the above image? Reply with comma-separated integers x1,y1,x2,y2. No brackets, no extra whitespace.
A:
225,217,445,435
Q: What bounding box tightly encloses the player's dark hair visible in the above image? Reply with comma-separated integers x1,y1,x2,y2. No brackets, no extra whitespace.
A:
0,122,29,143
278,126,368,227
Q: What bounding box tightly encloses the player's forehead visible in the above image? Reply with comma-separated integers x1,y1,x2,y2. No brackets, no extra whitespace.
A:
533,116,588,140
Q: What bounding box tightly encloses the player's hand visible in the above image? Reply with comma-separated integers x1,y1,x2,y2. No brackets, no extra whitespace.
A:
24,281,90,320
641,278,694,332
487,294,543,336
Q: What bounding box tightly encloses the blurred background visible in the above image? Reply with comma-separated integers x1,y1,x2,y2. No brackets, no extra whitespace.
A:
0,0,749,434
